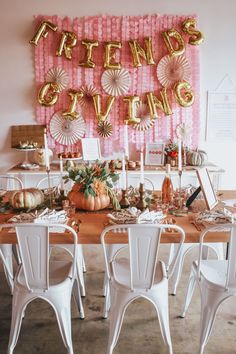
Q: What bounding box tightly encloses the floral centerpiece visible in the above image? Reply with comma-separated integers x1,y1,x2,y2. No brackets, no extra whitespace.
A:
64,161,120,211
165,140,178,165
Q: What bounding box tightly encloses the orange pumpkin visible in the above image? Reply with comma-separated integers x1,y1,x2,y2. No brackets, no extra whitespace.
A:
68,187,110,211
10,188,45,210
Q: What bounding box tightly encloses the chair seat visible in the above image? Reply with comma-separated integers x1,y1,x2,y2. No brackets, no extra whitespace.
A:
17,260,73,289
111,257,167,290
193,260,229,288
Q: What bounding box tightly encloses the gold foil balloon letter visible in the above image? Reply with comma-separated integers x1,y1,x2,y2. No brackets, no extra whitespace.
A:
92,95,115,122
30,20,57,46
56,31,77,59
62,90,84,120
38,82,60,106
129,37,156,68
174,81,194,107
147,90,172,119
79,40,99,68
182,18,204,45
104,41,122,70
123,96,141,124
162,28,185,57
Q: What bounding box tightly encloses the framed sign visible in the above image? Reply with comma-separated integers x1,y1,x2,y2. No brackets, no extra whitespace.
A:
196,167,218,210
145,143,165,166
81,138,101,161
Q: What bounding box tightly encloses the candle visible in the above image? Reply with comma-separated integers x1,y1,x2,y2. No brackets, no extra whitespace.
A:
44,129,50,170
59,155,64,190
140,149,144,184
124,123,129,160
122,154,126,190
178,138,182,171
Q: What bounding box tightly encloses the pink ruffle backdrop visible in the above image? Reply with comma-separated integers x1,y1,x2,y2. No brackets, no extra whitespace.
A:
32,14,200,155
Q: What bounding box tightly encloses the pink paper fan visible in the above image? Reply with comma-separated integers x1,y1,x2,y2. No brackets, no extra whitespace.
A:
157,55,191,88
79,85,99,108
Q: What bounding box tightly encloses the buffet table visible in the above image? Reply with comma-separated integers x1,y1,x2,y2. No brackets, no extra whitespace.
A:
0,190,234,245
7,162,225,190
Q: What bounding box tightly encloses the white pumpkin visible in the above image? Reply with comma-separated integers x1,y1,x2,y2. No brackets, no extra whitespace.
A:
186,149,208,166
10,188,45,210
34,148,53,166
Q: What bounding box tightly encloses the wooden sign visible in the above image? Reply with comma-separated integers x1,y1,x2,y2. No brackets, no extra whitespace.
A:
11,125,46,148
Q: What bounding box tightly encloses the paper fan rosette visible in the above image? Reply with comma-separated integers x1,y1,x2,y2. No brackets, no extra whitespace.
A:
133,103,155,131
101,68,131,96
79,85,99,108
157,55,191,88
175,123,192,143
45,68,69,92
49,111,86,146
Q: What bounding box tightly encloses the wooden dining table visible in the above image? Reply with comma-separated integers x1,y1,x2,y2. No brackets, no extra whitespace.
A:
0,190,235,245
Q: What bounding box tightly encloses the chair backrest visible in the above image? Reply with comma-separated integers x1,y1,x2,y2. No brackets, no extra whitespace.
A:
0,175,23,190
198,223,236,289
36,176,61,189
1,223,77,291
101,223,185,291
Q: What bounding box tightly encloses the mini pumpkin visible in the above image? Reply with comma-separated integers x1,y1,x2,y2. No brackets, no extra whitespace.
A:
68,185,110,211
186,149,208,166
10,188,45,210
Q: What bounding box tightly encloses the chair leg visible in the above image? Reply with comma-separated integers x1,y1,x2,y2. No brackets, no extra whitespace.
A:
72,280,85,319
103,282,110,319
198,284,222,354
76,258,86,297
77,245,86,273
149,283,173,354
180,267,197,318
7,291,27,354
0,245,14,294
166,244,176,272
103,271,109,297
107,287,128,354
169,247,185,295
53,291,74,354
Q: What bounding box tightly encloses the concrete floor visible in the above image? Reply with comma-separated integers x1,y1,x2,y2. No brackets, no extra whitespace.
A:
0,244,236,354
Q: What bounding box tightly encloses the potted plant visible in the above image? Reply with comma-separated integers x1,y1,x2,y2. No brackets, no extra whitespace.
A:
64,161,120,211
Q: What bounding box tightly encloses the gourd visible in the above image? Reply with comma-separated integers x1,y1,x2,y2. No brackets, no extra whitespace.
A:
10,188,45,209
68,185,110,211
186,149,208,166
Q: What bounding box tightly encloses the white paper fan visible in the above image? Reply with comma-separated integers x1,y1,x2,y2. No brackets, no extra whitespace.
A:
45,68,69,92
101,69,131,96
49,111,86,146
133,103,155,131
175,123,192,142
157,55,191,88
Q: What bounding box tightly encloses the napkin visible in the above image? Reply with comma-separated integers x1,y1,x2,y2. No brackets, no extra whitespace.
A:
34,208,68,224
107,207,166,226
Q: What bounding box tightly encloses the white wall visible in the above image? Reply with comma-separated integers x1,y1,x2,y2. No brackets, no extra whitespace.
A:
1,0,236,188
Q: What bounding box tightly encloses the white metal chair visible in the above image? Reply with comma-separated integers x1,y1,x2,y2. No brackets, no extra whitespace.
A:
180,224,236,354
36,175,86,297
0,175,23,190
36,175,61,190
4,222,82,354
0,175,24,294
167,241,225,295
101,223,185,354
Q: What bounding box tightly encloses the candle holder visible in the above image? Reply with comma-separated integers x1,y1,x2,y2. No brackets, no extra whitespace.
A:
46,168,53,210
178,169,182,192
120,189,130,209
136,183,147,211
